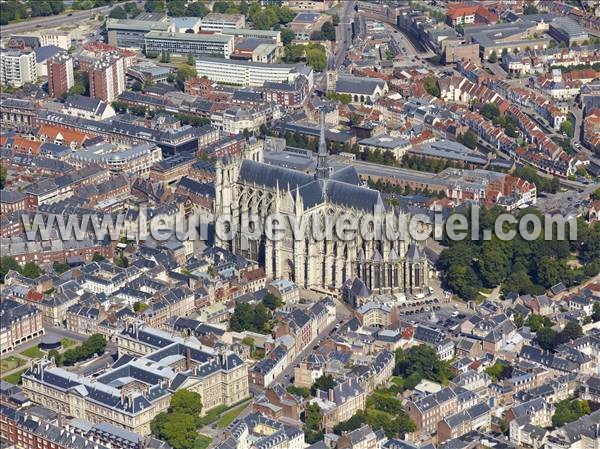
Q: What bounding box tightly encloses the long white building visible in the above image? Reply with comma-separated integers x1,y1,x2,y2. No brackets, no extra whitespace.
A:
195,57,313,88
0,50,37,87
144,31,234,59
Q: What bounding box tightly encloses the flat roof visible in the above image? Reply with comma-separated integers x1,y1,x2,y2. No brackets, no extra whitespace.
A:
144,31,233,43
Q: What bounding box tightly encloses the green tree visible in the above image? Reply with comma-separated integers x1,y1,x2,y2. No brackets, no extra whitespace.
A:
123,2,141,17
53,260,70,275
253,303,270,332
524,4,538,14
526,314,553,332
175,63,197,90
286,385,310,398
0,256,21,276
488,50,498,63
22,262,41,279
132,80,143,91
281,28,295,45
145,0,166,13
115,255,129,268
311,374,336,395
186,1,209,16
424,77,440,97
152,412,198,449
305,45,327,72
241,336,255,352
560,321,583,341
321,21,336,41
560,120,574,137
552,399,590,427
48,348,63,366
485,362,511,380
0,165,7,187
461,129,478,149
92,252,105,262
592,302,600,322
186,53,196,66
170,389,202,416
262,292,282,310
283,44,305,63
109,5,127,19
304,403,323,444
212,1,230,13
395,345,453,385
167,0,186,16
536,327,558,351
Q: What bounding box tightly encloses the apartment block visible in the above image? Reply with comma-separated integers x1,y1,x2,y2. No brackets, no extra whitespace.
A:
0,50,37,87
0,299,44,354
88,54,126,102
47,53,74,98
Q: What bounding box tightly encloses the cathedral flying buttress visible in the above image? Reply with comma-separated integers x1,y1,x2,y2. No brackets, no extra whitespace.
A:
214,111,428,295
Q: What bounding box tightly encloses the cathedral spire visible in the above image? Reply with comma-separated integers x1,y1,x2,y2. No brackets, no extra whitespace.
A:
316,109,330,180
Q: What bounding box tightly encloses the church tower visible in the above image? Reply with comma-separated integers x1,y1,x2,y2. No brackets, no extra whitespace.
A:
315,110,331,179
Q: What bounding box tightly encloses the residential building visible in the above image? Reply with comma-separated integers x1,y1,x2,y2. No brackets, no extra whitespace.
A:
405,387,478,436
0,49,37,87
39,31,71,50
0,299,44,354
68,142,162,176
312,377,366,429
88,54,126,102
47,53,74,98
215,413,303,449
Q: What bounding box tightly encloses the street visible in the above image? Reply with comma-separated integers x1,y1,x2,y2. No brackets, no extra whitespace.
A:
0,6,112,35
334,0,356,67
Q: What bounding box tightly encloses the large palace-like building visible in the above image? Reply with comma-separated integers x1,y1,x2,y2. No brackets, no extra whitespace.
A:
215,113,429,295
20,323,249,436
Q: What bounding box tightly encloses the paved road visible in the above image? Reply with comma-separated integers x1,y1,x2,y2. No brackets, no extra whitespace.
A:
273,298,352,389
334,0,356,67
203,299,351,443
0,6,111,35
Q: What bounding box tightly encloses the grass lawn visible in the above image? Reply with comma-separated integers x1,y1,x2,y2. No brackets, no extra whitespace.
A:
0,356,26,373
20,346,44,359
2,368,26,385
217,402,249,428
194,434,213,449
61,338,77,349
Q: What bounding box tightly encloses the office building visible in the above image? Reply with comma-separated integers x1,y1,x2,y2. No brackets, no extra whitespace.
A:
144,31,234,59
106,18,172,49
221,28,282,45
200,13,246,32
47,53,74,98
0,49,37,87
195,57,313,88
549,16,589,46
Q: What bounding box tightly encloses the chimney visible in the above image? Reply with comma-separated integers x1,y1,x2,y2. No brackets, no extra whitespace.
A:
186,347,191,370
328,388,334,402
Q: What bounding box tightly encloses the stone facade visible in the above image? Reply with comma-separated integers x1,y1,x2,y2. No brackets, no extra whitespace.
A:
214,112,428,295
